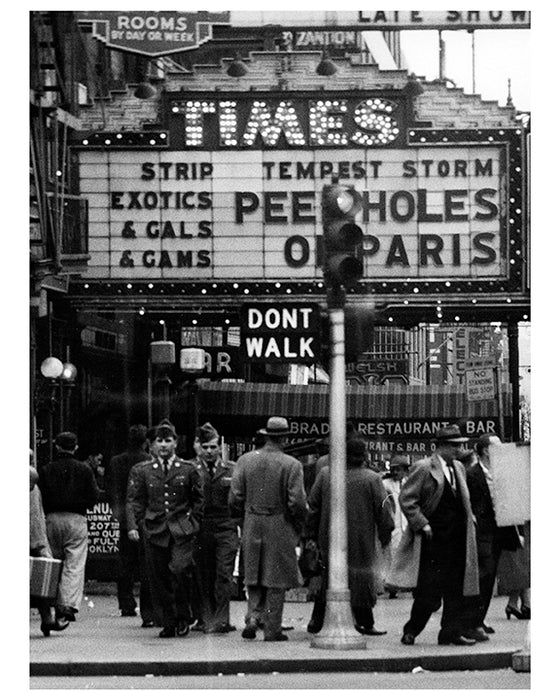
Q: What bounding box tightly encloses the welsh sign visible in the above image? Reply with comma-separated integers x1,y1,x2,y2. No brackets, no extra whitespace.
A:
346,357,409,385
240,303,321,364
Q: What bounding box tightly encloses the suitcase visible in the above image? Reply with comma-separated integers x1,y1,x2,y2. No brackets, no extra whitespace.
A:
29,556,62,599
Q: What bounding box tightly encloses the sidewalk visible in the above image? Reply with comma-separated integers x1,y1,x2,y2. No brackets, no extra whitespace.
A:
30,593,529,677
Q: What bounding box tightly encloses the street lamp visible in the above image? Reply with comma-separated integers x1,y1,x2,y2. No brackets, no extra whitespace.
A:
39,355,78,459
180,347,206,459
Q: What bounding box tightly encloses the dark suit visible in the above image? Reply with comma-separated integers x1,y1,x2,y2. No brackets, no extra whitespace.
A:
398,453,479,642
189,456,240,630
465,459,500,629
127,456,204,629
106,447,153,620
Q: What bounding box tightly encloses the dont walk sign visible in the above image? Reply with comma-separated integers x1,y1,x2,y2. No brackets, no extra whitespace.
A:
240,303,321,365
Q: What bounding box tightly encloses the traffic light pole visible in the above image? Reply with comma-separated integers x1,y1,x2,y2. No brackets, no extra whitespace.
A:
311,287,366,650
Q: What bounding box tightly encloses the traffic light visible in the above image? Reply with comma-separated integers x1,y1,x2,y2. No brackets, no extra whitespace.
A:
321,184,364,288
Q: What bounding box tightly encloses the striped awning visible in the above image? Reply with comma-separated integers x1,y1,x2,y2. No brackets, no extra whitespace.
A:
198,381,511,419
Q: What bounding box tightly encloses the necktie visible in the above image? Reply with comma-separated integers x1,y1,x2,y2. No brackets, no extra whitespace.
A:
163,458,169,476
447,462,456,492
208,462,215,479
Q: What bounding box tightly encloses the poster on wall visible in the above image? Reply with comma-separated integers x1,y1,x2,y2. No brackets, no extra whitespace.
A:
489,442,530,526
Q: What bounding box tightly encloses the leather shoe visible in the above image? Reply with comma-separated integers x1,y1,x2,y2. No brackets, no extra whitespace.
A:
176,620,190,637
141,620,155,628
121,609,137,617
241,618,258,639
264,632,289,641
438,634,477,646
356,625,387,636
40,619,69,637
307,620,322,634
464,627,489,642
56,606,76,623
401,632,415,645
158,626,176,638
206,622,235,634
482,623,495,634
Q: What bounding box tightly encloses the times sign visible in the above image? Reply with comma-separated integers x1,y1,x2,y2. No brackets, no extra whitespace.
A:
77,94,524,294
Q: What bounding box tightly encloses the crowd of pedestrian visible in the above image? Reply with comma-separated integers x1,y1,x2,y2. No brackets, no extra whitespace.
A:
30,417,530,646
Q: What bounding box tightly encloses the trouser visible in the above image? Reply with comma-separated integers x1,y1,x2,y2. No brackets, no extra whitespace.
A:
46,512,88,613
116,524,155,622
465,535,500,629
246,585,285,638
403,535,468,640
308,570,376,632
144,535,194,629
197,522,239,627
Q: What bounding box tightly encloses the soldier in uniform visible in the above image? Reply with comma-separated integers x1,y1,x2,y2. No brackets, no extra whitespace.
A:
127,420,204,638
189,422,240,634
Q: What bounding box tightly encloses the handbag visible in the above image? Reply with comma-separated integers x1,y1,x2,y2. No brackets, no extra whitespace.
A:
298,539,323,579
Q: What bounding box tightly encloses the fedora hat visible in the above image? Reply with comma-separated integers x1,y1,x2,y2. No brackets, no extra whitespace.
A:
389,455,409,469
258,416,290,436
435,424,468,444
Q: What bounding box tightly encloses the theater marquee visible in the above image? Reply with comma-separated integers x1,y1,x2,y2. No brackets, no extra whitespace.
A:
78,119,523,294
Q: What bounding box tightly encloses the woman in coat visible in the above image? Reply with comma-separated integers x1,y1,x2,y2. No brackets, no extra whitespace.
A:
304,437,394,635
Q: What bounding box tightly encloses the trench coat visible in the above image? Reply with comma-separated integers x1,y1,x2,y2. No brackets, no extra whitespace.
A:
304,464,394,608
229,442,307,589
386,454,479,596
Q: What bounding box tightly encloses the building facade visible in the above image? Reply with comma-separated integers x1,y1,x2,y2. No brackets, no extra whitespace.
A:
30,11,530,471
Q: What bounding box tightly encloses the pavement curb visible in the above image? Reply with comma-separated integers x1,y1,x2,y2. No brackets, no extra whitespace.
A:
30,651,517,677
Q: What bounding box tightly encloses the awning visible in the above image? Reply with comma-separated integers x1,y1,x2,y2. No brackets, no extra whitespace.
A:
198,381,511,419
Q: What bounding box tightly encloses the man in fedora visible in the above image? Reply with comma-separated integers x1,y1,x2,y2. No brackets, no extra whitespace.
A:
127,419,204,638
229,416,307,641
388,424,480,646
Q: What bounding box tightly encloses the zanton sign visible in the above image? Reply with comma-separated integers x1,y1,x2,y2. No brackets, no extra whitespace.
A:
240,303,321,365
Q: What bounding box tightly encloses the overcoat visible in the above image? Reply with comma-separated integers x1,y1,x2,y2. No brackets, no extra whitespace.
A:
304,464,394,607
387,454,479,596
126,456,204,547
229,442,307,589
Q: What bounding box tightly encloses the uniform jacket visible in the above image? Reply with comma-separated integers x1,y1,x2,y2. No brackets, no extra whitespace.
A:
229,443,307,588
38,454,100,516
387,453,479,596
188,455,238,524
106,447,150,524
304,464,394,607
126,455,204,547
